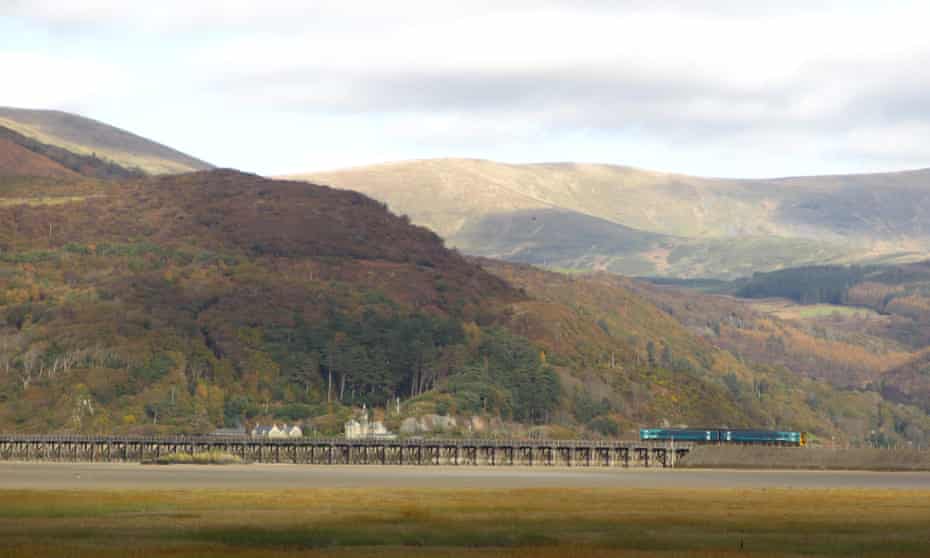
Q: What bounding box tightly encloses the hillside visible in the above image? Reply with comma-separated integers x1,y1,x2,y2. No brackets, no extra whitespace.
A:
294,159,930,278
2,168,925,444
479,260,930,446
698,261,930,415
455,208,672,275
0,107,212,175
0,124,143,180
0,137,79,180
726,262,930,349
0,170,534,434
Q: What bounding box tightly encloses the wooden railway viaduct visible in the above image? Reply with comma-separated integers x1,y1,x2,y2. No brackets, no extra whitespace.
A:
0,435,692,467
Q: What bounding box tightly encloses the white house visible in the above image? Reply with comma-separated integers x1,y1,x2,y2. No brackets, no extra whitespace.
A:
345,406,395,440
251,423,303,439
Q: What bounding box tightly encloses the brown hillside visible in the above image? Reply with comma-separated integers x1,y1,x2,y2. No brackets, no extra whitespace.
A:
882,353,930,413
0,107,212,175
0,137,79,179
479,259,930,445
3,170,515,313
0,170,522,434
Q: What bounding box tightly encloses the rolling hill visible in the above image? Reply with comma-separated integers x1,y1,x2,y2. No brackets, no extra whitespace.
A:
455,208,673,275
0,169,530,434
2,164,926,444
0,107,212,175
0,106,926,446
294,159,930,278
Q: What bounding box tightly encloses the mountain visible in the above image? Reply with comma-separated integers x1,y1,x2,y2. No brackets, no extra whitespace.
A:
0,107,212,175
456,208,673,275
293,159,930,278
3,167,925,444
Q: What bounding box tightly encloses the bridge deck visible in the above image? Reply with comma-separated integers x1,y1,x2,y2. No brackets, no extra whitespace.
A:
0,435,692,467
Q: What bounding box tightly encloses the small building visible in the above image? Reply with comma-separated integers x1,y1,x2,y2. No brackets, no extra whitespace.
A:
345,406,396,440
251,423,303,439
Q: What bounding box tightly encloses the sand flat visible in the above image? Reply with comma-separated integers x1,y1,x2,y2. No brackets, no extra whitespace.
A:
2,462,930,490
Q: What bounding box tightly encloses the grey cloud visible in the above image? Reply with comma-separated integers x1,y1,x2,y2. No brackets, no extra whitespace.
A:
11,0,930,174
210,62,851,142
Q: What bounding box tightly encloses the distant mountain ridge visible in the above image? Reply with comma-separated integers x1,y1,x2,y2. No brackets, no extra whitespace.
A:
293,159,930,278
0,107,211,175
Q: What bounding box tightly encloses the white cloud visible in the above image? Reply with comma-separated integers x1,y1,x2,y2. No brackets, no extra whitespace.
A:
5,1,930,176
0,51,124,111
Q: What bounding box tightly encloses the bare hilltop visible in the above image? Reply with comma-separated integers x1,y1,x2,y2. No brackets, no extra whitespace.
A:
295,159,930,278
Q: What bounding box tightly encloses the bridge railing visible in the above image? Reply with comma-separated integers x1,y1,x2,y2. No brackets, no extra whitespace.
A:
0,434,690,448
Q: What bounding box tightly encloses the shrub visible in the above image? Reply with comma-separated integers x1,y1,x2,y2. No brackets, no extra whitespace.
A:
274,403,316,420
154,451,243,465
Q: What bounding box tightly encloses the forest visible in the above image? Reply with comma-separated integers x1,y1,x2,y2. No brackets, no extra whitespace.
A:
734,265,870,304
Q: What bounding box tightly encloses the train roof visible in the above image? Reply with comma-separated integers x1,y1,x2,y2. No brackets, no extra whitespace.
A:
641,428,802,434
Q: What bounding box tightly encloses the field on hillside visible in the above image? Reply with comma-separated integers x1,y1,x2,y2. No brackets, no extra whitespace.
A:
748,300,884,321
2,488,929,557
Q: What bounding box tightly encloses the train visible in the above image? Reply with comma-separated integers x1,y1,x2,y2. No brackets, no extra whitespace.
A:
640,428,806,446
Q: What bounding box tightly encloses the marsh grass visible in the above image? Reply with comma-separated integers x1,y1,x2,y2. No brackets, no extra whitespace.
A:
1,488,928,557
152,451,244,465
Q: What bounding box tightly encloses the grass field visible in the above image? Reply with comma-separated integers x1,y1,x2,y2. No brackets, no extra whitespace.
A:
1,488,929,557
749,300,882,321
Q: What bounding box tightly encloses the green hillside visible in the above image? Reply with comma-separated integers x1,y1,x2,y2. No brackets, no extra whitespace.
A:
455,208,672,276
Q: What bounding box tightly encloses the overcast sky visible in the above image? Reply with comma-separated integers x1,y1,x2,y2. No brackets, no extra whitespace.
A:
3,1,930,177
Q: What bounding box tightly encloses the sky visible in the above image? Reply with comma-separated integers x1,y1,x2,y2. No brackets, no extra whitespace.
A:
3,0,930,178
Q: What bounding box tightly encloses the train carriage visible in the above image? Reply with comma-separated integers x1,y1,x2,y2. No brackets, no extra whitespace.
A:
640,428,806,446
640,428,719,443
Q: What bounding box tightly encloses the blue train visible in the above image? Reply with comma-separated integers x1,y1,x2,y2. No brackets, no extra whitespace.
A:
640,428,806,446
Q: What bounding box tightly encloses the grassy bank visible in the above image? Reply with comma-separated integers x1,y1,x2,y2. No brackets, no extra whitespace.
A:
680,446,930,471
1,488,929,557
